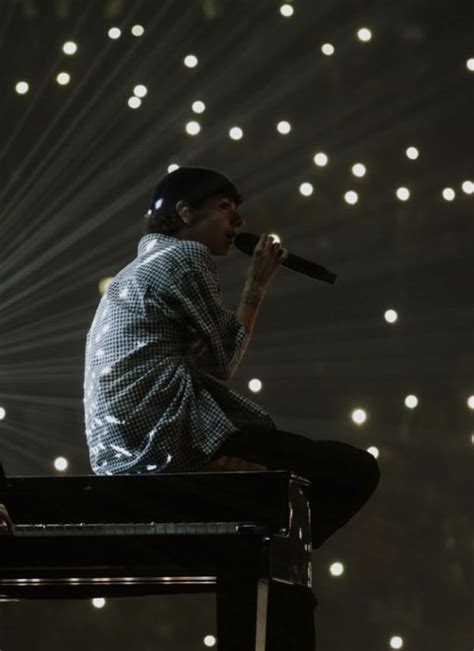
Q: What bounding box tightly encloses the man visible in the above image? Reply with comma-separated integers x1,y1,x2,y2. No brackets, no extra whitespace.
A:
84,166,380,650
84,166,283,476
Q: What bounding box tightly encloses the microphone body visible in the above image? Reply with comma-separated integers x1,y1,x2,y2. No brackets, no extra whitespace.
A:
234,232,337,285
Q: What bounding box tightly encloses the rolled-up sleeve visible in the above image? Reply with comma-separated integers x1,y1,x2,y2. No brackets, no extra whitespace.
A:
172,265,248,380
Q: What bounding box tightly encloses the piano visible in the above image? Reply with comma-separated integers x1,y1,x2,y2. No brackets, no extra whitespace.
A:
0,462,312,650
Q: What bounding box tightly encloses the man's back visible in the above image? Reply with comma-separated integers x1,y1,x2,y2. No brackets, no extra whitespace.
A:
84,233,275,476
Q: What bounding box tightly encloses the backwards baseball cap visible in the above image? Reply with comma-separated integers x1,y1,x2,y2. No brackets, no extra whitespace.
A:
147,166,244,216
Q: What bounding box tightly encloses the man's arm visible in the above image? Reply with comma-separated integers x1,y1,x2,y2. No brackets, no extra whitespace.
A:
226,280,267,381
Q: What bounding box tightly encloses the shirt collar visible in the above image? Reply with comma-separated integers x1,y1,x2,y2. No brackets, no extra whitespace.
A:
137,233,211,257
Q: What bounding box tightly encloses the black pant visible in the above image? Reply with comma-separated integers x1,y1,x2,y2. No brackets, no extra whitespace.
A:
211,426,381,650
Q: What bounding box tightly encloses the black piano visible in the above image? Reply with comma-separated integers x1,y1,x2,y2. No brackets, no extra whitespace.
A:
0,462,312,650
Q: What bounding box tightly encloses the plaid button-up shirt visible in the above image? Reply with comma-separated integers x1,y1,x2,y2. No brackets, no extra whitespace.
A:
84,233,276,475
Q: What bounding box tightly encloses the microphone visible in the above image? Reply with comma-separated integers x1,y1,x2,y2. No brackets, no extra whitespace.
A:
234,232,337,285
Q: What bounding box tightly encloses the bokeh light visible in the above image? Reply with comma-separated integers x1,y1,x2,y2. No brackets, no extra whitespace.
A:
384,309,398,323
62,41,77,55
352,163,366,177
280,4,294,17
54,456,68,471
313,152,328,166
442,187,455,201
322,43,335,56
299,182,314,196
276,120,291,134
128,96,141,109
396,187,410,201
108,27,121,39
184,54,198,68
192,100,206,113
344,190,358,204
405,395,419,409
133,85,147,98
229,126,243,140
56,72,71,85
357,27,372,42
186,121,201,135
15,81,29,94
351,408,367,425
329,562,344,576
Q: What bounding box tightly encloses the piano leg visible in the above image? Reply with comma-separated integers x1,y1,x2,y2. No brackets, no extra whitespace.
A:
216,575,268,650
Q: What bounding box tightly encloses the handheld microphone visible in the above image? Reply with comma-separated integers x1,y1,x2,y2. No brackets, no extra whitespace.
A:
234,232,337,285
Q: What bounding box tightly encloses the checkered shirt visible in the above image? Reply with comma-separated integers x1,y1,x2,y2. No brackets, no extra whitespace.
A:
84,233,276,475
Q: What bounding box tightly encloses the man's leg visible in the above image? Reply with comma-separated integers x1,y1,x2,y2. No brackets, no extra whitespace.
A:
210,427,381,549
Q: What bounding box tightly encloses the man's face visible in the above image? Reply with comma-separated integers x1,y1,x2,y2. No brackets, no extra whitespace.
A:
175,194,245,256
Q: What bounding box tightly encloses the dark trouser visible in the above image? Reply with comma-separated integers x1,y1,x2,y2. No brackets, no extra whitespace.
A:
211,426,381,650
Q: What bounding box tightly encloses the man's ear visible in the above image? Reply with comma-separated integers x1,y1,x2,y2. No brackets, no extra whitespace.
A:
175,200,191,225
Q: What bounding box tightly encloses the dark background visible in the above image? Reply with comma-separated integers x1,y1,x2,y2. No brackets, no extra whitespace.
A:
0,0,473,649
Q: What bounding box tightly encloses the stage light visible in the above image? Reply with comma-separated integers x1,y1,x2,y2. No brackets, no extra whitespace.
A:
62,41,77,55
108,27,121,39
131,25,145,37
406,146,419,159
128,96,141,109
384,309,398,323
204,635,217,647
56,72,71,85
344,190,358,204
192,100,206,113
133,85,147,98
185,121,201,135
184,54,198,68
321,43,335,56
466,58,474,71
313,152,328,166
351,408,367,425
405,395,418,409
461,180,473,194
367,446,379,458
168,163,180,173
390,636,404,649
329,562,344,576
99,277,114,295
396,187,410,201
467,396,474,409
442,188,455,201
54,456,68,471
276,120,291,134
229,126,243,140
248,379,263,393
280,4,294,18
352,163,366,177
15,81,29,94
357,27,372,42
92,598,106,608
0,407,6,420
299,182,314,196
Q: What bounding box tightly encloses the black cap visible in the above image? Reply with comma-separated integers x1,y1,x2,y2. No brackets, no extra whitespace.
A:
147,166,244,216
